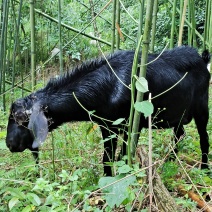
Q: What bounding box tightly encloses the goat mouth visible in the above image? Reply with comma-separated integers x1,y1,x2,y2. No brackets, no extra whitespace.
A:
9,145,27,152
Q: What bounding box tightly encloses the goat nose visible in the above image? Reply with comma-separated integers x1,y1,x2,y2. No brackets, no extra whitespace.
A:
6,142,10,148
6,141,13,151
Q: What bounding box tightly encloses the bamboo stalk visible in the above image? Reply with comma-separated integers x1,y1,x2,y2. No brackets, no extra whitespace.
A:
11,0,23,89
150,0,158,53
5,80,31,92
58,0,63,74
89,0,101,53
131,0,154,157
77,0,135,43
137,0,145,43
190,0,197,47
170,0,177,48
111,0,116,53
203,0,209,49
178,0,188,46
30,0,36,91
34,8,112,46
116,0,120,50
168,0,208,46
0,0,9,111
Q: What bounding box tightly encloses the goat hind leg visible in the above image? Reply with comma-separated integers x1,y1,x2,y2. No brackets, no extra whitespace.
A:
194,108,209,169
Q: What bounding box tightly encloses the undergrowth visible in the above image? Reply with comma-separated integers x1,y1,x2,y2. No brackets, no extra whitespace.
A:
0,85,211,211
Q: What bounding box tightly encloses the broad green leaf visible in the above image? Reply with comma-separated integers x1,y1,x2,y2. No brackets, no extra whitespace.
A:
118,165,131,174
112,118,125,125
27,193,41,206
115,161,125,167
134,101,154,118
21,205,34,212
98,175,136,208
9,197,19,210
7,188,25,200
135,77,149,93
69,175,78,181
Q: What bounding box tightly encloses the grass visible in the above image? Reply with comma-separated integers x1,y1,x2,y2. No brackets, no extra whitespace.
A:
0,85,211,211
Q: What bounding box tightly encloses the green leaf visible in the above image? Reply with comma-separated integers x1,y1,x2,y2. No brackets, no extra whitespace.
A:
112,118,125,125
115,161,125,167
134,101,154,118
8,197,19,210
27,193,41,206
21,205,34,212
100,134,116,143
69,175,78,181
7,188,25,200
135,77,149,93
118,165,131,174
0,130,6,139
98,175,136,208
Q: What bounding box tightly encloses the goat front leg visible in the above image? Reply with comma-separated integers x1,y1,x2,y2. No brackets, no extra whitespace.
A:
170,125,185,160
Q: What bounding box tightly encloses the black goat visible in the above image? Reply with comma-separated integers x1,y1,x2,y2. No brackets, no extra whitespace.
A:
6,46,211,176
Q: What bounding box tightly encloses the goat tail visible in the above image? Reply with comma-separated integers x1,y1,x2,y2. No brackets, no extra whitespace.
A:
202,49,211,64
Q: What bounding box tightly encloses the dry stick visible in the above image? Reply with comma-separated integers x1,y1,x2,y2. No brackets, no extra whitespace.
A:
89,0,101,53
168,143,209,206
136,147,179,211
72,162,159,212
148,93,153,211
119,0,138,24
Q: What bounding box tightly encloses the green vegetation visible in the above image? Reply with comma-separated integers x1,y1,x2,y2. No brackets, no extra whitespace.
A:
0,0,211,211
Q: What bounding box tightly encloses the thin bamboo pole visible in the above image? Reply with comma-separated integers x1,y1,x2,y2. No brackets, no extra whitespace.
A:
168,0,209,46
188,0,191,45
170,0,177,48
12,0,23,89
130,0,154,159
178,0,188,46
111,0,116,52
209,0,212,51
116,0,120,50
137,0,145,43
58,0,63,74
203,0,209,49
34,8,112,46
190,0,197,47
30,0,36,91
150,0,158,53
77,0,135,43
0,0,9,110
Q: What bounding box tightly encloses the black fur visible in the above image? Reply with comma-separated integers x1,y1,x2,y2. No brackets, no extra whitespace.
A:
6,46,211,176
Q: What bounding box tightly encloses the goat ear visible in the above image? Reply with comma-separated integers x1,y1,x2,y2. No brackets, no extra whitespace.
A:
28,104,48,149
